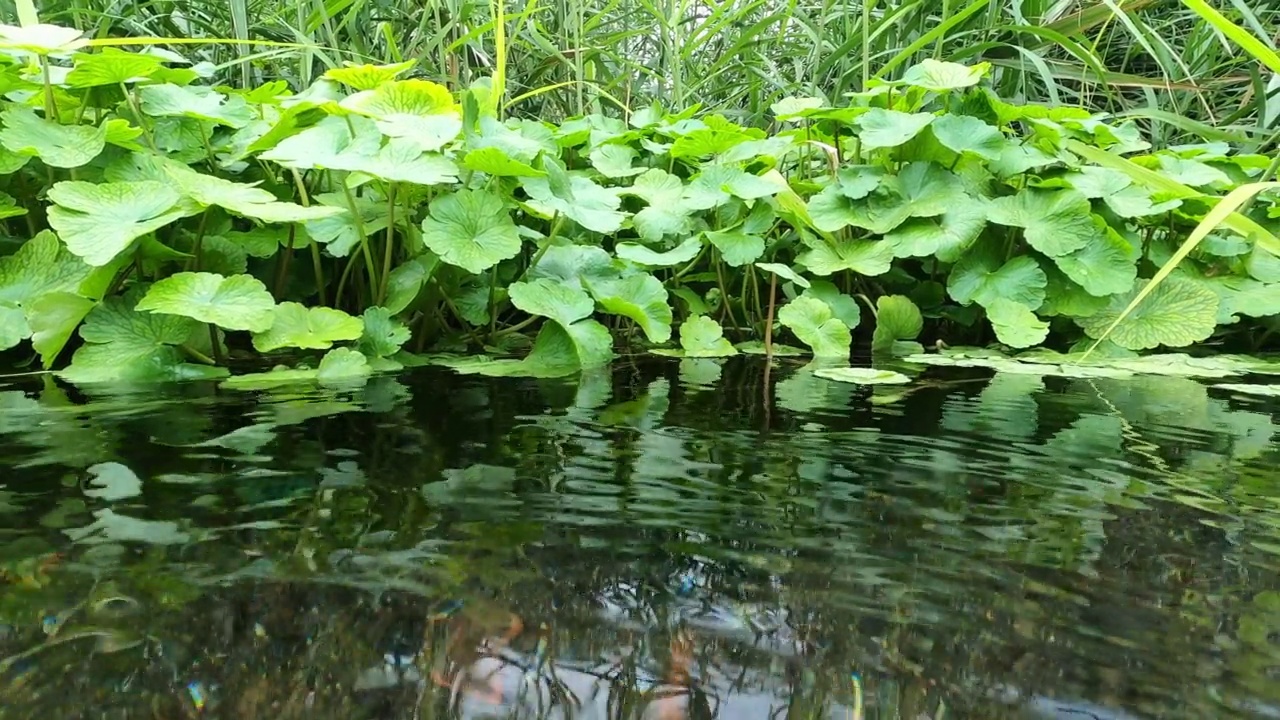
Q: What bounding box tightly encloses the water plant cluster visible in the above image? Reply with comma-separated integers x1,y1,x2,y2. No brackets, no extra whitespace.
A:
0,20,1277,385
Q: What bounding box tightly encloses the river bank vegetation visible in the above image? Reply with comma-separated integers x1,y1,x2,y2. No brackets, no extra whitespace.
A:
0,0,1276,386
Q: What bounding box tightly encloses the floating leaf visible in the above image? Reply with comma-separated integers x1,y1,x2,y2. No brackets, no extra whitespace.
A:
735,340,806,356
46,181,190,266
778,296,851,357
985,299,1049,348
1213,384,1280,397
1077,276,1219,350
900,59,989,91
948,247,1046,309
856,109,934,151
813,367,911,385
0,107,105,168
420,189,522,274
872,295,922,354
135,272,276,332
252,302,364,352
587,273,673,343
616,237,702,267
986,188,1099,257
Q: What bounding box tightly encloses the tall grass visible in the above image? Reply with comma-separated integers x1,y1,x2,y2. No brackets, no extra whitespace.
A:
10,0,1280,142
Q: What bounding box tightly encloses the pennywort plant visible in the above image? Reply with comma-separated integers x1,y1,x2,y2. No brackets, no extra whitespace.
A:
0,21,1277,387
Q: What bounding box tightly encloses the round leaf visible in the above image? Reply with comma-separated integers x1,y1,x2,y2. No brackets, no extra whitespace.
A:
986,188,1099,257
985,299,1049,348
47,181,190,266
251,302,364,352
135,272,276,332
778,296,851,357
1076,276,1219,350
855,109,935,151
813,367,911,385
421,189,522,274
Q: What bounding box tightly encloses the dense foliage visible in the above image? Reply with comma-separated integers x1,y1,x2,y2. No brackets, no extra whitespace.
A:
0,18,1277,385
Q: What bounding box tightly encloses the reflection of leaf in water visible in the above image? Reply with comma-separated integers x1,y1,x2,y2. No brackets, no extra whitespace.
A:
64,509,189,544
1042,414,1124,461
1085,376,1210,431
774,361,854,415
941,372,1043,444
598,378,670,430
423,465,519,509
679,358,723,388
84,462,143,501
194,422,277,454
320,461,366,488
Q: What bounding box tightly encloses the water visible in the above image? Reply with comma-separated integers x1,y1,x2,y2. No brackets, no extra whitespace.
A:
1,359,1280,719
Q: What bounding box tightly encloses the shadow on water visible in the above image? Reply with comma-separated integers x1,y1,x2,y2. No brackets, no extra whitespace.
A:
2,358,1280,718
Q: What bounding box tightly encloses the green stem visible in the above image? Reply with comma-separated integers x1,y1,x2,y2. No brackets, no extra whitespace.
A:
514,214,563,285
763,273,777,361
376,183,397,306
208,324,224,365
180,344,217,365
339,182,380,304
120,83,157,152
187,210,211,272
40,58,57,120
290,170,327,306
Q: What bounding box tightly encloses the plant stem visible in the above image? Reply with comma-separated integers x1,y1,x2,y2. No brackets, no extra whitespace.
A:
339,182,380,305
208,324,224,365
763,273,777,361
376,183,397,305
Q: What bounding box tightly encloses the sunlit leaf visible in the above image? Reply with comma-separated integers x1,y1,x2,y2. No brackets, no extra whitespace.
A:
616,237,702,267
462,146,544,177
986,188,1100,257
46,181,190,266
135,272,276,332
252,302,364,352
855,109,934,151
0,23,89,55
509,278,594,328
66,49,162,87
948,246,1046,309
1077,276,1219,350
755,262,811,288
675,315,737,357
800,280,860,329
341,79,461,150
139,83,253,127
930,114,1006,160
26,292,94,368
590,144,645,178
900,59,990,92
814,367,911,385
623,169,697,240
885,201,987,261
358,306,411,357
0,106,105,168
985,298,1049,348
797,236,894,276
586,273,673,343
778,296,851,357
420,189,522,274
323,60,416,90
872,295,922,354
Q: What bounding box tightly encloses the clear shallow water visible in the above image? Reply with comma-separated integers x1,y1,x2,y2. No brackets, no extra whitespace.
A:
1,359,1280,719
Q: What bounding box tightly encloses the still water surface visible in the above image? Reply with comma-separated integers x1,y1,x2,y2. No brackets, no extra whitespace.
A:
2,359,1280,719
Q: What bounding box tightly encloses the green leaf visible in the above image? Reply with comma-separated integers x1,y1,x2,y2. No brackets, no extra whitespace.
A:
0,230,94,307
686,166,784,206
930,114,1006,160
0,23,89,55
304,191,391,258
358,307,411,357
800,280,860,329
797,236,894,276
323,60,416,90
470,116,558,164
985,298,1049,348
615,237,702,267
61,297,222,384
222,348,373,389
251,302,364,352
755,262,811,288
884,201,987,261
340,79,461,150
1077,276,1219,350
778,296,851,357
46,181,190,266
1039,266,1109,318
135,272,276,332
872,295,922,354
523,171,626,234
813,367,911,385
1050,222,1138,297
446,322,583,378
856,109,934,151
586,273,673,343
808,162,964,234
349,139,461,185
0,303,27,351
986,188,1100,257
0,107,106,168
259,115,383,170
166,167,342,223
462,147,544,177
384,255,438,315
623,169,696,241
66,49,162,87
900,59,989,92
590,144,645,178
317,348,373,382
678,315,737,357
509,278,594,327
947,248,1046,309
139,84,252,128
705,227,765,266
26,292,94,368
420,189,522,274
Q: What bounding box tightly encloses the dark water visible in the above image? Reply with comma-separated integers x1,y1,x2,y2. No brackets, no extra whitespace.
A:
2,359,1280,719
